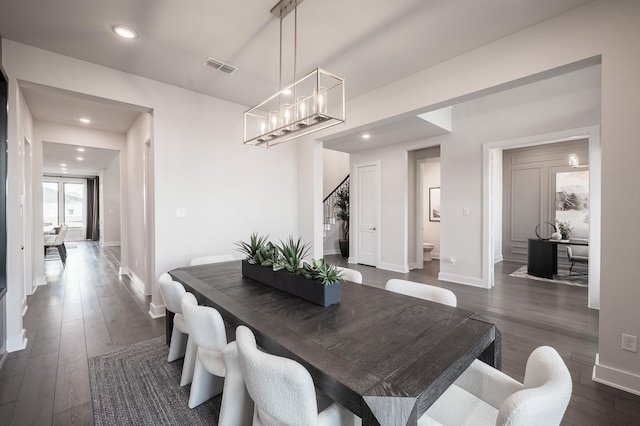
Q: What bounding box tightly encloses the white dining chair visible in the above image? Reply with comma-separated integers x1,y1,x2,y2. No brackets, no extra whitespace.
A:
190,254,235,266
182,300,253,424
158,274,198,387
419,346,572,426
235,325,361,426
385,279,457,307
336,266,363,284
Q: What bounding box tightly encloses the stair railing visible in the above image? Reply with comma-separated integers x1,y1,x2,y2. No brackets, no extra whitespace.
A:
323,175,349,234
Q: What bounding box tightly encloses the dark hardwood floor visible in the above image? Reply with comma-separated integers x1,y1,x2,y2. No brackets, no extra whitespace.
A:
0,242,164,425
0,244,638,425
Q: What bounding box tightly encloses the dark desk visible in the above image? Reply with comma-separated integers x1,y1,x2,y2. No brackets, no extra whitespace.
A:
169,262,501,426
527,238,588,279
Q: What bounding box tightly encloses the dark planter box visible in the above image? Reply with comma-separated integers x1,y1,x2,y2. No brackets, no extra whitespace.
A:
339,240,349,258
275,270,341,307
241,260,276,287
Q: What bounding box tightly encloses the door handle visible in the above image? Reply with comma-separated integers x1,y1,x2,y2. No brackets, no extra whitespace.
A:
370,227,376,231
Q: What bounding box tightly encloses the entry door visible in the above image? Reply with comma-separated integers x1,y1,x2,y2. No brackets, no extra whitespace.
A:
356,163,379,266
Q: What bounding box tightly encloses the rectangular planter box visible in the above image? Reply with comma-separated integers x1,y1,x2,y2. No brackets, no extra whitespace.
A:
241,260,276,287
275,270,341,307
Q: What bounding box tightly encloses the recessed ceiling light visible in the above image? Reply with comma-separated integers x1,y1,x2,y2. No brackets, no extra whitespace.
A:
77,147,86,152
62,171,68,174
362,133,371,140
79,118,91,124
60,163,67,167
76,157,84,161
282,88,292,95
112,25,138,39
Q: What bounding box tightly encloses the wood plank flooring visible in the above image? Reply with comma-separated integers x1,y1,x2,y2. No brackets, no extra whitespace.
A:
0,244,638,425
0,242,164,426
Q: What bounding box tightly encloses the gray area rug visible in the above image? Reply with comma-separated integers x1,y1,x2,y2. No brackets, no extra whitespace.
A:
89,336,221,425
510,265,588,287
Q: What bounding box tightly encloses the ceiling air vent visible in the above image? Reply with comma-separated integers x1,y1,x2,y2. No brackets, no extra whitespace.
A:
203,57,238,75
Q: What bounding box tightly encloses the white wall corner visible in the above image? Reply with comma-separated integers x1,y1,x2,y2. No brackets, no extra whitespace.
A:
119,266,129,276
378,262,410,274
493,255,504,264
408,262,418,270
6,329,28,353
438,272,491,288
593,354,640,397
35,276,47,286
21,297,27,316
126,270,147,295
148,302,166,319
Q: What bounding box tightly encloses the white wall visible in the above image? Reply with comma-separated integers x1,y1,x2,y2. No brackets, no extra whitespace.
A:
5,86,34,350
125,113,149,292
101,156,120,246
308,0,639,395
422,161,441,259
3,40,299,344
323,149,350,198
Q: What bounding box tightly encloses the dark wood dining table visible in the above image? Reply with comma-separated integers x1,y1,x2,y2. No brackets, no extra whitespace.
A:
169,261,501,426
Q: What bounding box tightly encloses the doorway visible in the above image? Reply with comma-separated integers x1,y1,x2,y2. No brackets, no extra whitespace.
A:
483,126,601,309
42,177,87,242
416,158,441,268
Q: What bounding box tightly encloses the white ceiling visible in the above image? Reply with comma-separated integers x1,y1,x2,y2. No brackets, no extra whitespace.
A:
2,0,594,161
42,142,119,177
0,0,593,108
21,84,142,133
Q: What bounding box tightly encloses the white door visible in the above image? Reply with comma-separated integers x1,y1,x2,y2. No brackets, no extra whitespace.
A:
356,163,378,266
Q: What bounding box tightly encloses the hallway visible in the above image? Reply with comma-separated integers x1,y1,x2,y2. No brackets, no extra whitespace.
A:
0,242,164,425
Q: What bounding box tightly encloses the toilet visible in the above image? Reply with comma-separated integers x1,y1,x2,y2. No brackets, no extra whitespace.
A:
423,243,435,261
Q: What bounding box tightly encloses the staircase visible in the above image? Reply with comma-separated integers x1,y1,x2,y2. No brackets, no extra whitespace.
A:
323,175,349,239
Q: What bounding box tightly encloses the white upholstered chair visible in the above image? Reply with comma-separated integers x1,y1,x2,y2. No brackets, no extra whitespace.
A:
158,273,198,386
335,266,363,284
566,246,588,275
182,300,253,424
419,346,572,426
385,279,457,307
190,254,235,266
235,325,360,426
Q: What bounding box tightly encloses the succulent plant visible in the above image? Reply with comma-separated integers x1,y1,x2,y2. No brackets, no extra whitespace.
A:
302,258,343,286
235,232,268,264
256,242,281,269
276,236,311,274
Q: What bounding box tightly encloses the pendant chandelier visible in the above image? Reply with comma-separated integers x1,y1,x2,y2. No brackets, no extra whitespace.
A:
243,0,345,148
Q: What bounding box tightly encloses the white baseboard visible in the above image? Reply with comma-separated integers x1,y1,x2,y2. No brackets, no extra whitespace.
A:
408,262,418,270
119,267,129,276
378,262,409,273
126,270,147,295
101,241,121,247
438,272,490,288
148,302,166,319
21,297,27,316
494,255,504,264
593,353,640,396
323,249,341,256
35,276,47,287
6,329,28,353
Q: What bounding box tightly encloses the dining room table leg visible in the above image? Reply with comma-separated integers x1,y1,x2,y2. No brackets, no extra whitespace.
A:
477,328,502,370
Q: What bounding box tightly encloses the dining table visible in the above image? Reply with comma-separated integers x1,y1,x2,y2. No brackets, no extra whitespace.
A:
169,261,501,426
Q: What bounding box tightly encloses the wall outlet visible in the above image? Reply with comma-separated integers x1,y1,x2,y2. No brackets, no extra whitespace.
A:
449,257,455,266
622,334,638,352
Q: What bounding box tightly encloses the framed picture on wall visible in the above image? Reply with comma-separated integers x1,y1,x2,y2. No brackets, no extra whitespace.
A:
429,187,441,222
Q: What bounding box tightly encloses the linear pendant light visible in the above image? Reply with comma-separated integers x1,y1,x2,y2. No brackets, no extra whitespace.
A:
243,0,345,148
